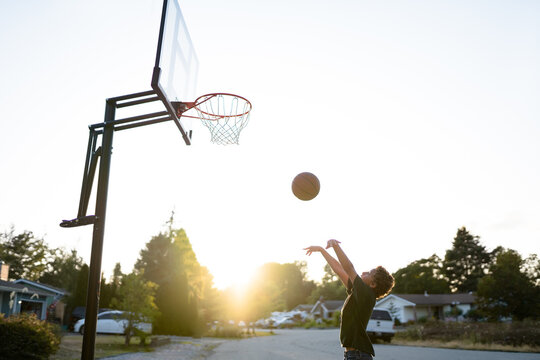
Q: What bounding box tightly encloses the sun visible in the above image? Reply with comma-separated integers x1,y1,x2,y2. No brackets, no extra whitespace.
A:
211,262,256,291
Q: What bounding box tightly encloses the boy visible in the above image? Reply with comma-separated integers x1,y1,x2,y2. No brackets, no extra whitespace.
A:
305,239,395,360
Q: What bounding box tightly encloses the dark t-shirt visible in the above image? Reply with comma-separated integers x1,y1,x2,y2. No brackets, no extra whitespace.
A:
340,275,376,356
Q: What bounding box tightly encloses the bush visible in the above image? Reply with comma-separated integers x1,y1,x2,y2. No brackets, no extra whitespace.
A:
395,320,540,347
0,313,61,360
303,317,338,329
332,311,341,327
463,308,485,321
206,323,243,338
133,327,151,345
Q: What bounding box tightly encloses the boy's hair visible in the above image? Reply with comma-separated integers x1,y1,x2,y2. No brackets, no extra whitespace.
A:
371,266,395,299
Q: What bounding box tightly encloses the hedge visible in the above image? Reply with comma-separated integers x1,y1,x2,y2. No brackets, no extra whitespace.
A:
0,313,61,360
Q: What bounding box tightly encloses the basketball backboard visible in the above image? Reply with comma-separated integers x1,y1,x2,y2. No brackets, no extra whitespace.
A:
152,0,199,145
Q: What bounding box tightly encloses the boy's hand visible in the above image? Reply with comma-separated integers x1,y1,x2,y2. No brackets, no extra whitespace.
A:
326,239,341,249
304,246,324,256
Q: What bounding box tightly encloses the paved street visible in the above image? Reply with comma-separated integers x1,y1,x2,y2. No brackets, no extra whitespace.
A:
105,329,540,360
206,329,540,360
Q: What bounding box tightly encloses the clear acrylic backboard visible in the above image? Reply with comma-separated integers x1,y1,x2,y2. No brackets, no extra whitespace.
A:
152,0,199,144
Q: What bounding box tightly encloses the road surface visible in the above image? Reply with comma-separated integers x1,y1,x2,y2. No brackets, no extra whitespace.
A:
206,329,540,360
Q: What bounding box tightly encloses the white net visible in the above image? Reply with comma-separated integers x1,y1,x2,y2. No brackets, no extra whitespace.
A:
194,93,252,145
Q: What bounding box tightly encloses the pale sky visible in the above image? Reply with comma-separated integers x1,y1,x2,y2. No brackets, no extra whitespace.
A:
1,0,539,290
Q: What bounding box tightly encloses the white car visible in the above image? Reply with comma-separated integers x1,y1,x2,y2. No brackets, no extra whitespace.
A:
73,310,152,335
366,308,395,342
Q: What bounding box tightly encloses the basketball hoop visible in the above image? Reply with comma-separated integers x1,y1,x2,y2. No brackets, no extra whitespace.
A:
183,93,252,145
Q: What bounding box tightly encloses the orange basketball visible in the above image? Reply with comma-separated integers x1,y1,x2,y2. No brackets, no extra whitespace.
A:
292,172,320,201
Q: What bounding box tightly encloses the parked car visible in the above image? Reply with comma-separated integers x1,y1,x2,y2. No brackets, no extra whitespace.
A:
366,308,395,342
73,310,152,335
68,306,112,332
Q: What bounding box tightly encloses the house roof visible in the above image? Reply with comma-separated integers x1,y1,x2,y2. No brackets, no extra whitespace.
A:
391,293,476,306
322,300,344,311
0,280,51,297
293,304,313,312
13,279,67,296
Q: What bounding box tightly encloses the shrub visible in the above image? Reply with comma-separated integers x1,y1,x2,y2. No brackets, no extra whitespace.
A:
463,308,485,321
0,313,61,360
133,327,151,345
332,311,341,327
394,320,540,347
206,323,243,338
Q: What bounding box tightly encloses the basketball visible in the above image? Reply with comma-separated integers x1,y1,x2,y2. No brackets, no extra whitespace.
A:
292,172,320,201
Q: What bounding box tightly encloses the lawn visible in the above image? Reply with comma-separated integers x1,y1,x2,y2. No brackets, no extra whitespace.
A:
51,333,153,360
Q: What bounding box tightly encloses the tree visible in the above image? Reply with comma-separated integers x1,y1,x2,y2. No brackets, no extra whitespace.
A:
0,227,48,281
477,249,540,320
224,261,315,327
392,255,450,294
387,300,401,323
99,263,123,309
67,264,89,310
523,254,540,287
116,272,159,345
39,248,84,292
309,263,347,302
442,227,491,292
224,278,282,327
135,224,207,336
253,262,315,311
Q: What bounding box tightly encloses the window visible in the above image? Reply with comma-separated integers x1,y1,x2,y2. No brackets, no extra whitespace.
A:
371,310,392,321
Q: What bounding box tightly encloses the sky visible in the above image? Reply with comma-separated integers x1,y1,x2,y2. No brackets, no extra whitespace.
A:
1,0,539,290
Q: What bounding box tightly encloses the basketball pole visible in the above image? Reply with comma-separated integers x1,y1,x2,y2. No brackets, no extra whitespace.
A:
60,90,184,360
81,99,115,360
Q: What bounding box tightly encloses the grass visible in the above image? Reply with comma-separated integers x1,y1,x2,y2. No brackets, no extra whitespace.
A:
51,334,153,360
52,330,273,359
389,338,539,353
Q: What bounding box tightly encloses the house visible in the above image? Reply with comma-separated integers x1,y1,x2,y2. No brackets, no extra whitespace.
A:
376,293,476,322
310,298,344,320
307,292,476,323
292,304,314,313
14,279,68,324
0,261,68,323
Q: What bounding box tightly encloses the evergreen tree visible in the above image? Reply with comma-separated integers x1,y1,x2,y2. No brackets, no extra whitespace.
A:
99,263,123,309
392,255,450,294
39,248,84,292
442,227,491,292
0,227,48,281
135,221,211,336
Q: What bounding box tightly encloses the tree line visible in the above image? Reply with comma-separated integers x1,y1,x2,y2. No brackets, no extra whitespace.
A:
391,227,540,320
1,224,538,336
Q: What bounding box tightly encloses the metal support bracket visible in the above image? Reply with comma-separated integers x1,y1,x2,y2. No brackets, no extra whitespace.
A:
60,215,98,228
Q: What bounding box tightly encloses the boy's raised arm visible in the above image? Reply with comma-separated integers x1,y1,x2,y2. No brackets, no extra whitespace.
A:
326,239,358,282
304,245,349,286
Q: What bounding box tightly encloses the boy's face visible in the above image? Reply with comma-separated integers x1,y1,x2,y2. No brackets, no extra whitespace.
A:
361,269,377,288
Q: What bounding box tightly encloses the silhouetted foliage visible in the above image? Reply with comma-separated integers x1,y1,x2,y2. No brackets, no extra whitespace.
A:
392,255,450,294
0,227,48,281
442,227,492,292
477,249,540,320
